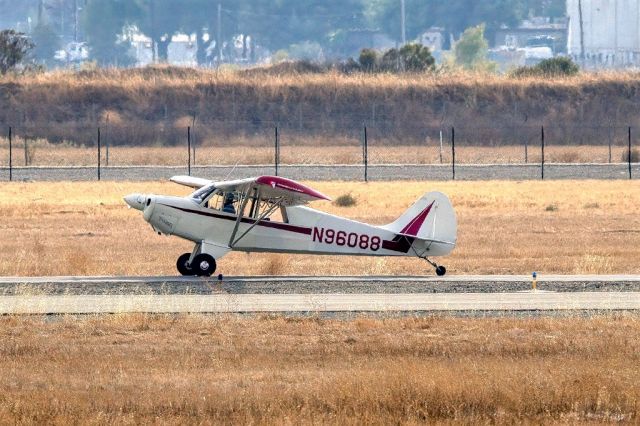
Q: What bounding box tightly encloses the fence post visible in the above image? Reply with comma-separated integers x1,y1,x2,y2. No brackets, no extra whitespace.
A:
541,125,545,180
8,126,12,182
439,130,443,164
629,126,632,180
24,136,28,166
608,127,613,164
451,127,455,180
187,126,191,176
363,125,368,182
105,116,109,167
191,113,197,166
275,125,279,176
525,136,528,164
97,127,101,181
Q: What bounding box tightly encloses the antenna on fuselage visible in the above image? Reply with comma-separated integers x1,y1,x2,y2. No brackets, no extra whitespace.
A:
223,161,240,181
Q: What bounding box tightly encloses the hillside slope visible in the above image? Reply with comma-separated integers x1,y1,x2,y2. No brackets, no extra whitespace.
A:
1,67,638,146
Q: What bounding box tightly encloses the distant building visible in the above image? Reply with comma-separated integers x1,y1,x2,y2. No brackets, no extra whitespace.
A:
567,0,640,68
129,33,198,67
416,27,445,52
495,17,568,54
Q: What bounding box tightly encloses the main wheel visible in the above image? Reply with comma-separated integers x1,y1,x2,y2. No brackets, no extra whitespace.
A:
192,253,216,277
177,253,195,276
435,266,446,276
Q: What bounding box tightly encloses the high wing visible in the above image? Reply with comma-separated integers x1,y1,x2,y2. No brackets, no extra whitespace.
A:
218,176,330,205
171,175,330,206
170,175,212,189
174,175,328,206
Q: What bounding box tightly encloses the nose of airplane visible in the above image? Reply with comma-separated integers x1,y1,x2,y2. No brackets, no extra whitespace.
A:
124,193,146,211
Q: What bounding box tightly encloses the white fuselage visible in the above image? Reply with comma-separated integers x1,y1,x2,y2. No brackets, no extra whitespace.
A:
141,195,452,259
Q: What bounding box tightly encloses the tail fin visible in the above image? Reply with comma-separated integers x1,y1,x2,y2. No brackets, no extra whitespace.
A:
382,191,457,245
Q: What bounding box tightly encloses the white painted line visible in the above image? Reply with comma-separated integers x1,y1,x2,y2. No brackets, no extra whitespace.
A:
1,292,639,314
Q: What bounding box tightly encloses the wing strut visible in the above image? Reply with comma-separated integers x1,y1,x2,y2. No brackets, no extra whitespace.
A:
229,199,283,248
228,190,251,247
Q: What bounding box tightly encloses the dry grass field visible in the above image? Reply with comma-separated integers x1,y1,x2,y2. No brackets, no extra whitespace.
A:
0,138,633,166
0,180,638,276
3,67,640,147
0,314,638,423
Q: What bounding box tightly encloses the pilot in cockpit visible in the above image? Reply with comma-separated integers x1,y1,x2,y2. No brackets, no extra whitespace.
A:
222,192,236,214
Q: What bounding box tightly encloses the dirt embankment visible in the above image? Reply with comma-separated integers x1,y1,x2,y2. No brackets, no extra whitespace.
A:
1,67,639,146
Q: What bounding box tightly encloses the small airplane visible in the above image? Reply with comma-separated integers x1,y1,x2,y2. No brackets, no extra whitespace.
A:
124,176,457,276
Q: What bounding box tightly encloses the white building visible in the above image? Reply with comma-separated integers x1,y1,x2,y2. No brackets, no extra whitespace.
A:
567,0,640,67
129,33,198,67
417,27,445,52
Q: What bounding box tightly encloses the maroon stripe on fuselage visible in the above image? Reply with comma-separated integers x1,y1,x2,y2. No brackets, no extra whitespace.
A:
382,234,415,253
159,204,312,235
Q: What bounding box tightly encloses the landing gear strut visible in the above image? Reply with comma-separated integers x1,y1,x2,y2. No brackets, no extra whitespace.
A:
177,252,195,276
424,257,446,276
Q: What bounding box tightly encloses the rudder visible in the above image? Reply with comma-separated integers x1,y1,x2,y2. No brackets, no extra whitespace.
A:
381,191,457,244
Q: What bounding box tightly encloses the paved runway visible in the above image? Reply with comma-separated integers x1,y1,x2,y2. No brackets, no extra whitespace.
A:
1,292,639,314
1,275,639,313
2,275,640,296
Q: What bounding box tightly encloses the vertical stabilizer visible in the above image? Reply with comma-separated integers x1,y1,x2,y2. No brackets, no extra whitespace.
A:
381,191,457,244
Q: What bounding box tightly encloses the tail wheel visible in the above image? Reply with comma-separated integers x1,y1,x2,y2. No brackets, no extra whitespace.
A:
192,253,216,277
177,252,195,276
435,266,446,276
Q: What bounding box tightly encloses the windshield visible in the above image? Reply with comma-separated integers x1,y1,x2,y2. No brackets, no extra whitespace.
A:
191,184,217,203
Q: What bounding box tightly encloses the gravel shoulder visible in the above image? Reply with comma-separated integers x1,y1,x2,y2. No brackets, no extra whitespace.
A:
3,275,640,296
1,163,638,181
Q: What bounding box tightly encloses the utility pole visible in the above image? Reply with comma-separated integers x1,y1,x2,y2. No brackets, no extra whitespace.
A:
73,0,78,42
217,3,222,67
578,0,585,64
37,0,44,25
151,0,156,63
400,0,406,45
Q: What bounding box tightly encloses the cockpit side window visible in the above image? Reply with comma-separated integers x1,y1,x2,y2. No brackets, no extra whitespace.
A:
191,185,217,204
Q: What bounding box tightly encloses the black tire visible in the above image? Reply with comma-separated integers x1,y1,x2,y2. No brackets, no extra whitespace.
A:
192,253,216,277
435,266,446,276
177,253,195,276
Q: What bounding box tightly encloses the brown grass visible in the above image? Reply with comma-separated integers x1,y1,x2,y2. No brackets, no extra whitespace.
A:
0,314,638,423
1,67,640,147
0,180,639,276
0,139,632,166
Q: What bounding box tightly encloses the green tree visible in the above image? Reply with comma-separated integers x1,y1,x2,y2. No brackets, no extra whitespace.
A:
524,0,566,18
0,29,34,74
398,43,435,71
367,0,527,48
82,0,138,66
511,56,579,77
454,24,490,70
358,48,377,72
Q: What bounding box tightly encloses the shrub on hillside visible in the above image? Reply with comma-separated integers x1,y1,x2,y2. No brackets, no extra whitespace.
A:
358,48,377,72
511,57,580,78
242,59,325,76
621,148,639,162
358,43,435,73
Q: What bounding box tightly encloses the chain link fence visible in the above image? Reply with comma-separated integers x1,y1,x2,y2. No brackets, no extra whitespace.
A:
0,122,637,181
